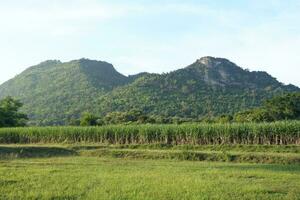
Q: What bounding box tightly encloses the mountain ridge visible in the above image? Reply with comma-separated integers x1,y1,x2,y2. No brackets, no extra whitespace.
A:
0,56,299,125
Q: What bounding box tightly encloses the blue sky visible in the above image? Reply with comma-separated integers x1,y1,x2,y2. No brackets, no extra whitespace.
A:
0,0,300,86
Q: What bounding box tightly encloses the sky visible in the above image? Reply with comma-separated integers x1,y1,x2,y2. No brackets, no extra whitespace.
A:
0,0,299,86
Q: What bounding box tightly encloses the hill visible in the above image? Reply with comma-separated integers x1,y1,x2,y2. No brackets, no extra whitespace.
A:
0,59,130,125
97,57,299,119
0,56,299,125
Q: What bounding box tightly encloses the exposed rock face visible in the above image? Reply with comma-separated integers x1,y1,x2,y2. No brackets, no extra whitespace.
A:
196,56,231,68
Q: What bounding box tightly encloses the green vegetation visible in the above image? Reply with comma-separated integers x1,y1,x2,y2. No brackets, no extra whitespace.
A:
234,93,300,122
76,93,300,125
0,57,298,125
1,92,298,127
77,109,164,126
97,57,299,123
0,121,299,145
0,57,299,199
0,96,27,127
0,151,300,199
78,146,300,165
79,112,100,126
1,144,300,164
0,59,131,126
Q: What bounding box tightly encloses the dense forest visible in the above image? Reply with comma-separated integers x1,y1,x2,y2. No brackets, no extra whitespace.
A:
0,57,299,126
0,93,299,127
77,92,300,125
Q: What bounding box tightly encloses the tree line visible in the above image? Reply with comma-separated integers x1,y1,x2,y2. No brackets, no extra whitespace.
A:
76,93,300,126
0,93,299,127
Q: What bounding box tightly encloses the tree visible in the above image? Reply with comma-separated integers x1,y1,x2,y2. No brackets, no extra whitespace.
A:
0,96,28,127
103,109,148,124
80,112,99,126
263,93,300,120
233,93,300,122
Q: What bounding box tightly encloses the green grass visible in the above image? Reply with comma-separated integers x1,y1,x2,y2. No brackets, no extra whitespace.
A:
73,143,300,153
0,144,299,164
0,156,300,200
1,116,299,199
1,121,300,145
0,144,300,199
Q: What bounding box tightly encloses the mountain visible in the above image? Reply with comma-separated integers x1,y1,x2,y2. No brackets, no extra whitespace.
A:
0,59,131,125
97,57,299,118
0,56,299,125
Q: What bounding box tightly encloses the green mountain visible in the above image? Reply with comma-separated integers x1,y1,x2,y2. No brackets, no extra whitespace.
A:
0,59,130,125
0,56,299,125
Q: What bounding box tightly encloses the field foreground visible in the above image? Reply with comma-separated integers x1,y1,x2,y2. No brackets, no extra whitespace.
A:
0,144,300,200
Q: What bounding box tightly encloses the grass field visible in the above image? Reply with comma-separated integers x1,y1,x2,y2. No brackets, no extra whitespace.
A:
1,123,300,199
0,144,300,200
1,156,300,200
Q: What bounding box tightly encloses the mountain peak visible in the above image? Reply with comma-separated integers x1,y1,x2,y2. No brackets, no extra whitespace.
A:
196,56,232,68
69,58,112,66
38,60,62,66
